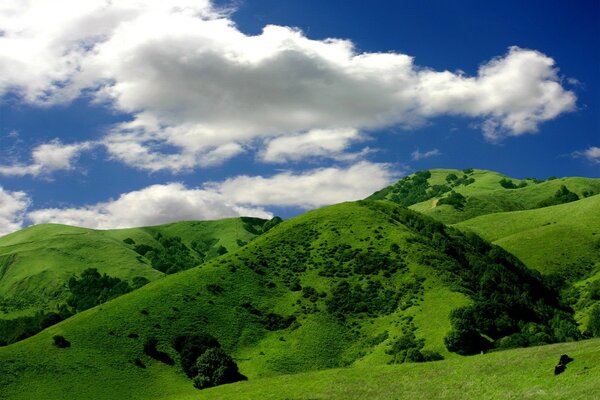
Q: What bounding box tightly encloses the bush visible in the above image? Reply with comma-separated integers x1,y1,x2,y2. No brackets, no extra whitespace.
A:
192,348,246,389
437,191,466,210
67,268,132,313
53,335,70,348
537,185,580,208
586,305,600,337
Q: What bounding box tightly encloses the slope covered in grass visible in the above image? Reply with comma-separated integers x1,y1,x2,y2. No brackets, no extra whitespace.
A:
0,218,265,318
0,201,577,399
369,169,600,225
196,338,600,400
454,194,600,327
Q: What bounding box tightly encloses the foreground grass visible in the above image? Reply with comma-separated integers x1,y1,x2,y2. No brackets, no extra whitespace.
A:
195,339,600,400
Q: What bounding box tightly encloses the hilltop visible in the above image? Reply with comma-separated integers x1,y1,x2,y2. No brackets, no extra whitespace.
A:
0,200,580,399
0,218,268,318
369,168,600,224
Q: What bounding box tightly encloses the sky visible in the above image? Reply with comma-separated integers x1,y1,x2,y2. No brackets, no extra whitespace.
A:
0,0,598,235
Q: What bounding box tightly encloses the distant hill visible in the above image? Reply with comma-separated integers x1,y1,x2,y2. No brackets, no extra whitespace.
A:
369,168,600,225
0,200,578,399
0,218,267,318
454,194,600,326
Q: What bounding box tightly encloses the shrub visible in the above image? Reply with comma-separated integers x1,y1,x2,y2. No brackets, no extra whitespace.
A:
53,335,70,348
587,305,600,337
173,333,221,378
192,348,246,389
67,268,132,313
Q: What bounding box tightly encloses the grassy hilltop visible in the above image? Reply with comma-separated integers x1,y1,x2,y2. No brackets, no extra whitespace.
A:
0,218,266,318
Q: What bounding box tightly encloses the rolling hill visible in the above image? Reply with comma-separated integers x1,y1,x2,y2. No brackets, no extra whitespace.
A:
369,168,600,225
0,200,581,399
0,218,268,318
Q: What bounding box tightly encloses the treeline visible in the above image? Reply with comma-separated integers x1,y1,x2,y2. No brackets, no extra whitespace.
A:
0,268,143,346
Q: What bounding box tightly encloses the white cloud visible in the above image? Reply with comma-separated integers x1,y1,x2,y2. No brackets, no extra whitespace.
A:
211,161,395,209
0,187,30,236
411,148,441,161
0,1,577,171
0,140,91,177
27,161,395,228
572,146,600,164
260,128,365,163
28,183,272,229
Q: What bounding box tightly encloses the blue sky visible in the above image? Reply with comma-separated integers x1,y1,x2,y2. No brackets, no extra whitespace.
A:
0,0,598,234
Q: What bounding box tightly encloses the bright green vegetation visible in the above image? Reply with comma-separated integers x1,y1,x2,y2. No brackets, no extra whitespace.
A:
0,218,267,318
454,194,600,330
370,169,600,225
0,200,579,398
195,338,600,400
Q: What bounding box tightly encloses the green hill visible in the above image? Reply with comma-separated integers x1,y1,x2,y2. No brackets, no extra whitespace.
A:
454,194,600,327
0,200,579,399
0,218,266,318
369,169,600,225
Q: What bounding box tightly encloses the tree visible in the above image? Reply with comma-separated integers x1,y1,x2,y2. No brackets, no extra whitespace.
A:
587,305,600,337
193,348,246,389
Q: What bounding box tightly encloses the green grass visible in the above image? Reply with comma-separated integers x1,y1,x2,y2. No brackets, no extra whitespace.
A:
194,338,600,400
453,194,600,327
371,168,600,225
0,218,263,317
0,199,578,399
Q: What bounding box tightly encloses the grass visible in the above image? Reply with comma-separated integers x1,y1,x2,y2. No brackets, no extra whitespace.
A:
0,218,263,317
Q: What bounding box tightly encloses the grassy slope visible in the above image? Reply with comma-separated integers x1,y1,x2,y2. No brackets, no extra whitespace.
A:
454,194,600,325
371,168,600,225
0,201,474,399
0,219,262,318
196,338,600,400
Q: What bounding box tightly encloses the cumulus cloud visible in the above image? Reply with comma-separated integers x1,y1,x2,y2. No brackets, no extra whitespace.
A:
28,161,394,228
572,146,600,164
28,183,273,229
0,187,30,236
0,1,577,171
260,128,366,163
211,161,395,209
411,148,441,161
0,140,91,177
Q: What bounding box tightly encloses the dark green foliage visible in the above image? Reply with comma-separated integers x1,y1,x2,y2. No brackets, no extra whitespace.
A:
133,243,155,256
444,328,491,355
206,283,224,295
122,238,136,245
67,268,132,313
172,333,245,389
586,305,600,337
131,276,150,289
193,348,246,389
146,235,198,274
262,216,283,232
588,280,600,301
462,168,474,174
387,331,443,363
173,333,221,378
0,310,70,346
385,170,439,207
499,178,518,189
52,335,70,348
326,280,406,318
216,245,228,256
537,185,580,208
437,191,467,210
143,337,174,365
239,303,296,330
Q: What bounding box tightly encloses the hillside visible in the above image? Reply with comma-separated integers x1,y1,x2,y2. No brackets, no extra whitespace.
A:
369,169,600,225
197,338,600,400
0,200,579,399
454,194,600,327
0,218,267,318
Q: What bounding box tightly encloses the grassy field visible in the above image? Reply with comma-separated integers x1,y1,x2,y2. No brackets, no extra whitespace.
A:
195,338,600,400
0,218,264,318
0,200,580,399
